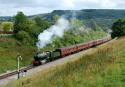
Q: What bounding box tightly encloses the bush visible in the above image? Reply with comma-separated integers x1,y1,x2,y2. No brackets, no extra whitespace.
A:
111,19,125,38
15,31,33,45
2,22,13,32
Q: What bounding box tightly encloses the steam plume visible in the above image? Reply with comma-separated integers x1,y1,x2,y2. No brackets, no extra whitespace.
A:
37,17,69,48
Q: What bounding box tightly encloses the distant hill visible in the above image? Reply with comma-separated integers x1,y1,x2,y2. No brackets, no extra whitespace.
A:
2,9,125,21
32,9,125,20
30,9,125,29
0,16,12,22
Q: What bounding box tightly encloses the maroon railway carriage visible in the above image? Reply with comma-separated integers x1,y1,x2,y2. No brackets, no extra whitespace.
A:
96,39,103,45
76,42,89,52
88,40,96,47
59,45,77,57
57,37,111,58
76,40,97,52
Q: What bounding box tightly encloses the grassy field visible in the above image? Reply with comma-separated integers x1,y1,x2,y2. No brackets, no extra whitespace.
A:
0,36,36,73
3,37,125,87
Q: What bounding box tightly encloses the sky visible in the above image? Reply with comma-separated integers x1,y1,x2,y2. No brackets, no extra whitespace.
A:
0,0,125,16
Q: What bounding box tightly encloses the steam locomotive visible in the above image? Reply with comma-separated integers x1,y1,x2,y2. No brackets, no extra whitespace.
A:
32,36,111,66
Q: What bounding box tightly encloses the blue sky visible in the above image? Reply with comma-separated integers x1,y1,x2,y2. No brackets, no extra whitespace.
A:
0,0,125,16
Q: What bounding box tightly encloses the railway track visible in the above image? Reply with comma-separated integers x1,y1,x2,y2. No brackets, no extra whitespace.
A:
0,62,54,80
0,65,33,80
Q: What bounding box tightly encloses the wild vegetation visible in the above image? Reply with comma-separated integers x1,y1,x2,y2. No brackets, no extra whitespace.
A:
4,36,125,87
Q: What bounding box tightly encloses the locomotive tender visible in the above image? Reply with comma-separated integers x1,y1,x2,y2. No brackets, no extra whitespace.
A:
33,36,111,66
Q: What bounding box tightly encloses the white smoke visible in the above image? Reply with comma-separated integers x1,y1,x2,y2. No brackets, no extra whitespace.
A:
37,17,69,48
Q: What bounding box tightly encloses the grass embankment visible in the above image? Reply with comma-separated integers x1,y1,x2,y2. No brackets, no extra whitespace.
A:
4,37,125,87
0,36,36,74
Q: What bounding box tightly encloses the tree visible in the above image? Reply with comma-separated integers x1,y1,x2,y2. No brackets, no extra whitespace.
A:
14,12,27,33
15,31,33,45
70,18,83,29
34,17,43,27
22,19,36,32
34,17,50,32
53,15,60,23
111,19,125,38
2,22,13,32
90,20,102,31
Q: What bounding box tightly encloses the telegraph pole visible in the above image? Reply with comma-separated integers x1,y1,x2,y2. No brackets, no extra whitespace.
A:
17,53,22,79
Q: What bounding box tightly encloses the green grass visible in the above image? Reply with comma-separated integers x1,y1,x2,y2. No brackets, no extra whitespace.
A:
0,36,36,73
4,37,125,87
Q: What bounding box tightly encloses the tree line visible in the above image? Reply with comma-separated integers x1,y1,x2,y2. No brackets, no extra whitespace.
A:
1,11,124,45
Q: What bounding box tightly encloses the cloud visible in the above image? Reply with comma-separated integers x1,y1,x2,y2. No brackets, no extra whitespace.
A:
0,0,125,16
